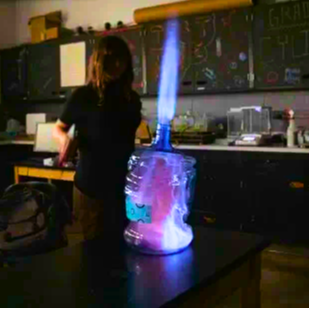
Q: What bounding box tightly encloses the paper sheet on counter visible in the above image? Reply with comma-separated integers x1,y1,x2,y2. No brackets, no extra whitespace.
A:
60,41,86,87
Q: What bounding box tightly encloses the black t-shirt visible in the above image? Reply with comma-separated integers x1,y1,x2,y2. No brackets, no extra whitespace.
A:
60,84,142,199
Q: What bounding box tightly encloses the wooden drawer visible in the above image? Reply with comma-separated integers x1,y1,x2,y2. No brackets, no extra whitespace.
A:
17,167,28,176
28,168,62,179
61,171,75,181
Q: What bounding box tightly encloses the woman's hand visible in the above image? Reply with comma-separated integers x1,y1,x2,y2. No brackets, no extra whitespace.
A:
52,120,72,154
58,132,72,155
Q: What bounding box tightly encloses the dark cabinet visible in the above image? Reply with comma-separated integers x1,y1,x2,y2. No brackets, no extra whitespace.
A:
0,46,28,101
238,152,309,241
184,149,309,243
97,28,145,95
28,41,60,101
184,150,245,231
144,8,251,95
190,8,251,93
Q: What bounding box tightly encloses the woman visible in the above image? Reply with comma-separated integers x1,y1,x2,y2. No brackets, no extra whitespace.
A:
53,36,142,241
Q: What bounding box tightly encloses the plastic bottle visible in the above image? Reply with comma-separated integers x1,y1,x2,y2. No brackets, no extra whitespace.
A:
287,110,296,148
124,147,196,255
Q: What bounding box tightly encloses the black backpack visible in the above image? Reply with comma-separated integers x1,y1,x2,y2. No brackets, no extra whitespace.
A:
0,182,72,264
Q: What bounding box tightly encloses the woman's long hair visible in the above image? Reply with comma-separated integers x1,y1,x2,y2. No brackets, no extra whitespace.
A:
87,35,134,102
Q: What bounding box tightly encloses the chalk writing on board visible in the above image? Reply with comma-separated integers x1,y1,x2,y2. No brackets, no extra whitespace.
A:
254,1,309,88
260,32,309,63
216,37,222,57
267,71,279,84
292,29,309,58
150,25,164,46
192,14,216,65
267,1,309,30
148,21,191,83
285,68,301,85
146,8,250,92
203,67,216,80
43,77,52,90
222,10,234,27
278,35,289,60
194,8,250,91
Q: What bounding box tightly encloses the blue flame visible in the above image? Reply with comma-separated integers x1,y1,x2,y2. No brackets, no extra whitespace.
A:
157,19,180,125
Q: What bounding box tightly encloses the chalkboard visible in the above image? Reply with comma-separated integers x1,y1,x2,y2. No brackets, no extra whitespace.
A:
254,0,309,89
0,46,28,100
99,27,145,95
191,8,251,93
28,41,60,101
145,9,251,95
145,17,194,95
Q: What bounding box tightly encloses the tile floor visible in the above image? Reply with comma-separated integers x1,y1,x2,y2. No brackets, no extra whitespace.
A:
223,245,309,308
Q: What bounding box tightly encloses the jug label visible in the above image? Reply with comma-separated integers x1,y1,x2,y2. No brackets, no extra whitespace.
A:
126,196,152,224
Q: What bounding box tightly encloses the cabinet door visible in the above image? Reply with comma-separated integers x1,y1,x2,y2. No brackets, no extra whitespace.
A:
239,153,281,235
145,18,194,95
191,8,251,93
28,41,60,101
275,155,309,243
182,150,244,231
0,46,28,101
202,151,245,229
98,28,145,95
241,152,309,243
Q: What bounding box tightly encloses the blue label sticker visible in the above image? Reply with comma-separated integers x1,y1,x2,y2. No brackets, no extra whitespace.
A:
285,68,301,85
126,196,152,224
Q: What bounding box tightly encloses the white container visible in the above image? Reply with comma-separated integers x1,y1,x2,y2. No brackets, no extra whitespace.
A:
26,114,51,135
287,110,296,148
287,119,296,148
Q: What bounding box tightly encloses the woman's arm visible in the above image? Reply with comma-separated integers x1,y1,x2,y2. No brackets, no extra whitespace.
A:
52,120,72,154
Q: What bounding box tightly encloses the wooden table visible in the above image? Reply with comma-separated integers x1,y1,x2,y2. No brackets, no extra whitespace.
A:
0,227,269,307
14,161,75,184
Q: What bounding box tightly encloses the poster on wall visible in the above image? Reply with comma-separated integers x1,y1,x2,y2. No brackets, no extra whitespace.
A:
60,41,86,87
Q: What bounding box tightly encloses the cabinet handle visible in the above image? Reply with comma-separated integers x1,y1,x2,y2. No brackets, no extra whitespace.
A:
196,81,207,85
203,215,216,224
290,182,304,189
182,81,192,86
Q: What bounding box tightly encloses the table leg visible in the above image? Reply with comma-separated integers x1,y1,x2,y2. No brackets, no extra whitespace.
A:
14,166,19,184
241,253,261,308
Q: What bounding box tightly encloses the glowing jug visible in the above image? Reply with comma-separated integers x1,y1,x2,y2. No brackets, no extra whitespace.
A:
124,146,196,255
124,18,196,255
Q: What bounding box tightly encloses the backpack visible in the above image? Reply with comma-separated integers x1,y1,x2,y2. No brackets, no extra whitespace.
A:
0,182,72,264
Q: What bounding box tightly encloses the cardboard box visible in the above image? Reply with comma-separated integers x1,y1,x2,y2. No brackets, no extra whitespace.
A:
45,27,59,40
45,27,74,41
28,11,62,43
